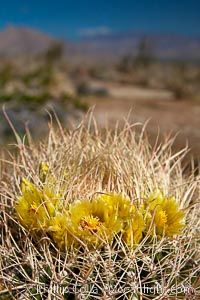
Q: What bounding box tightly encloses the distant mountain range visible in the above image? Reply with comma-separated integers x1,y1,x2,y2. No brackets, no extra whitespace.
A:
76,32,200,62
0,26,200,62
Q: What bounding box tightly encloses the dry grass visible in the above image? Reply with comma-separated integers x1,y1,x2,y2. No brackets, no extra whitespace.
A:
0,113,200,299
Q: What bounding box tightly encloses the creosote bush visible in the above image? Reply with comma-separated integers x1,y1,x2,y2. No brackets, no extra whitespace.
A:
0,114,200,299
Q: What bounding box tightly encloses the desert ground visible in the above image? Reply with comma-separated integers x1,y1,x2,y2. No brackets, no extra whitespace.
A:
84,80,200,161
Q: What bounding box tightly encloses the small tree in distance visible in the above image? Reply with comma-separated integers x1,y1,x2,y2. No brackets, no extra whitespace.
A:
134,37,155,68
44,41,65,65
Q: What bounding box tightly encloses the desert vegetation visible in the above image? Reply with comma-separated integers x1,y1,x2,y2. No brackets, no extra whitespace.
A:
0,54,88,144
1,53,200,147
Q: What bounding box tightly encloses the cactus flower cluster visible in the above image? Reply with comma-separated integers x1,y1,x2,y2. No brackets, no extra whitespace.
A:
15,168,185,251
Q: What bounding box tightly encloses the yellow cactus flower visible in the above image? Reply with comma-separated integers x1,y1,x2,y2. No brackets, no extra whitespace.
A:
144,189,185,238
47,212,72,250
95,194,145,246
93,193,133,222
15,178,63,231
123,209,145,246
67,196,125,248
43,185,63,216
15,178,47,230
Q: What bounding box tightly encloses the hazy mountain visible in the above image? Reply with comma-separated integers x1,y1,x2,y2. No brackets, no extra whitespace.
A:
0,25,56,56
0,26,200,62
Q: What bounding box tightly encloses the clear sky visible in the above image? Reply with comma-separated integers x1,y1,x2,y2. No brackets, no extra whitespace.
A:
0,0,200,39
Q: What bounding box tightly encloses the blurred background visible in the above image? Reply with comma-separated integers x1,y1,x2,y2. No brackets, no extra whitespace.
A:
0,0,200,162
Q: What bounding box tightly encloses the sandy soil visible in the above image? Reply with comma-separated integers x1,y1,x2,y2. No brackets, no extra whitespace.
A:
86,81,200,160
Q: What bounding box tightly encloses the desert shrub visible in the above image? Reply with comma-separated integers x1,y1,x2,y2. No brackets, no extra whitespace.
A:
0,91,51,106
166,79,191,100
22,65,54,87
62,93,88,111
118,55,133,73
0,64,15,88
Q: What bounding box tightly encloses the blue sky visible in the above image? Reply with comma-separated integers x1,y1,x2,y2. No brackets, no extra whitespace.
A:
0,0,200,39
